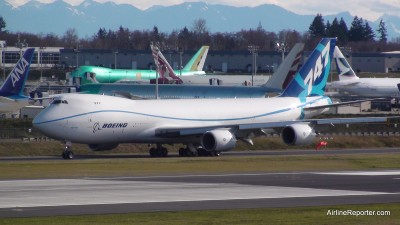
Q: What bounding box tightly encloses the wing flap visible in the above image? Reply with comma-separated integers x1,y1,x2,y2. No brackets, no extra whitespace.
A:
155,116,389,138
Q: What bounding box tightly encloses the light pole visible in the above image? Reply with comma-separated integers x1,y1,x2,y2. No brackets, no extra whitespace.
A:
276,42,287,64
113,49,118,69
39,46,45,81
153,43,160,99
74,47,80,68
248,45,259,86
178,47,183,77
0,42,4,81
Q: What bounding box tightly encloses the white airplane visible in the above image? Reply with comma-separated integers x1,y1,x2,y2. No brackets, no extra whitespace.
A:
32,38,387,159
329,46,400,97
0,48,35,113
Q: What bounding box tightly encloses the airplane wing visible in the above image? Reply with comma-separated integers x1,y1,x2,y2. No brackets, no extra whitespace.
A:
113,91,148,100
155,116,389,138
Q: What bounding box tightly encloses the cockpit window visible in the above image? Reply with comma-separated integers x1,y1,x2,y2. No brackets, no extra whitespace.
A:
52,99,68,105
52,99,62,104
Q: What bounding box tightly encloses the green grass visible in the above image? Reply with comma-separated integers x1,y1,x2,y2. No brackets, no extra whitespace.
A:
1,203,399,225
1,135,400,157
1,153,400,179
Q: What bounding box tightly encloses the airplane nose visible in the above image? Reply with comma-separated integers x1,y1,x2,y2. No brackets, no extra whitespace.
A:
32,109,48,132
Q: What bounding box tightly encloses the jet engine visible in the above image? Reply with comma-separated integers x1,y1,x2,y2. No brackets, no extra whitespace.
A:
281,123,316,145
88,143,119,151
201,129,237,152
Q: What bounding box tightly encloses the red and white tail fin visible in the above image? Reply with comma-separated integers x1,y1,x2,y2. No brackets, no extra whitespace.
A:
151,44,183,84
263,43,304,90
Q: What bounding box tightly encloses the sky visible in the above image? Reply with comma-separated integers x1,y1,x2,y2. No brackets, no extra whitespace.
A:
7,0,400,21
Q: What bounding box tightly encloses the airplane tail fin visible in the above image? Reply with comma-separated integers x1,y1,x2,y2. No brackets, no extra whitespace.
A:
182,46,209,72
151,44,183,84
280,38,336,98
0,48,35,98
334,46,359,80
263,43,304,90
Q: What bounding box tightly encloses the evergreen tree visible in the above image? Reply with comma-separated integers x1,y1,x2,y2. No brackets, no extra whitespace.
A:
363,22,375,41
0,16,6,32
338,18,349,43
326,18,341,38
325,20,331,36
97,28,107,39
308,14,326,38
349,16,364,42
377,19,388,42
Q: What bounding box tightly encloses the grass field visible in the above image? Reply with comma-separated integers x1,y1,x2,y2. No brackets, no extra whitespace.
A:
0,203,399,225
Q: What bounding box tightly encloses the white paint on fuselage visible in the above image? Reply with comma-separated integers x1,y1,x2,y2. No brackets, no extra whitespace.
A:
329,78,400,97
33,94,330,145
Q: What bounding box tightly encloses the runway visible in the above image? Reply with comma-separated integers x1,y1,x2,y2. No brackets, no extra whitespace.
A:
1,170,400,217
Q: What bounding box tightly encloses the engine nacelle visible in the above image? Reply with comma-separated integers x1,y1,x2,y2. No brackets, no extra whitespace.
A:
281,123,316,145
201,129,237,152
88,143,119,151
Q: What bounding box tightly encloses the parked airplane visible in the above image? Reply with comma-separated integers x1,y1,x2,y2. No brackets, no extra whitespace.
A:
70,46,209,85
329,46,400,97
0,48,35,113
78,43,305,99
33,38,388,159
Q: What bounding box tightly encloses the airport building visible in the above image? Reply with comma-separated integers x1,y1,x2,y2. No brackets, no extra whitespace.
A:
1,40,400,74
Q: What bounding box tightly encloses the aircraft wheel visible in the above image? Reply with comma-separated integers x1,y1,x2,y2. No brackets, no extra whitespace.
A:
161,147,168,157
209,151,221,157
149,147,157,157
178,148,186,157
62,150,74,159
188,148,198,157
197,148,207,156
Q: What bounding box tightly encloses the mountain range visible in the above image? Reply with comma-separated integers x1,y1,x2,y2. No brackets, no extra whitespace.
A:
1,0,400,40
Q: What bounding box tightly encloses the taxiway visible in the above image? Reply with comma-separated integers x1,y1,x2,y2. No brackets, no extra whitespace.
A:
1,170,400,217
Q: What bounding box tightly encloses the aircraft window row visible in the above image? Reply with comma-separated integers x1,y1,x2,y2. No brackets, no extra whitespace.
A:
52,100,68,104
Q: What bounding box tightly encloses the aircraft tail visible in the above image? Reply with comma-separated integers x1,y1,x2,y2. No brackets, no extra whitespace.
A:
263,43,304,90
151,44,183,84
280,38,336,98
182,46,209,72
0,48,35,99
334,46,359,80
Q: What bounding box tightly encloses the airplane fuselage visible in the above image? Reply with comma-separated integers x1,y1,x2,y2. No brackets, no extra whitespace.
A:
32,94,331,145
329,78,400,97
71,66,205,85
79,83,278,99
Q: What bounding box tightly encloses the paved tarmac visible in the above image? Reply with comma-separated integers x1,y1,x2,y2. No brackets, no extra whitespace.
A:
1,170,400,217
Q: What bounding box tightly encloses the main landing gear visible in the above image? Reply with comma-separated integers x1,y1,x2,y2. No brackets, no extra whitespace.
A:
149,144,168,157
62,142,74,159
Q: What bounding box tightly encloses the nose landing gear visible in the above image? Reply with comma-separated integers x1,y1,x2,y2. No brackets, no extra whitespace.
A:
62,142,74,159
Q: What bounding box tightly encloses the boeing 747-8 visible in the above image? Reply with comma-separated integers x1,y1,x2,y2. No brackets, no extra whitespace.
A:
33,38,387,159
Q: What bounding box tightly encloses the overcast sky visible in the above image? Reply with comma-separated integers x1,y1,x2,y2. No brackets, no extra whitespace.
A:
7,0,400,21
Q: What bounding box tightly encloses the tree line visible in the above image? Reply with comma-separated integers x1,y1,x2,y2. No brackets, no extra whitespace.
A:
0,15,399,53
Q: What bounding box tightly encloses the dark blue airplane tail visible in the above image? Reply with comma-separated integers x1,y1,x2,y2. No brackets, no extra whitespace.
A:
0,48,35,99
280,38,336,98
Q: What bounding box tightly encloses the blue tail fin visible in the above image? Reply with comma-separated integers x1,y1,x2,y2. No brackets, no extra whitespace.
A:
0,48,35,98
280,38,336,98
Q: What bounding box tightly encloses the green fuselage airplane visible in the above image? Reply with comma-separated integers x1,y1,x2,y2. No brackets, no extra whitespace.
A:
70,46,209,85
